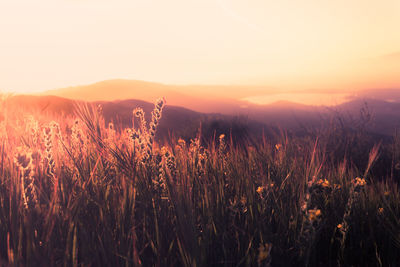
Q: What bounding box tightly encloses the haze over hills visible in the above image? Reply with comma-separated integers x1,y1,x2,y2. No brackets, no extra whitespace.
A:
7,88,400,139
36,79,331,132
349,88,400,102
37,80,400,135
7,95,269,142
41,79,270,114
41,79,400,113
2,79,396,139
42,79,274,101
20,79,400,138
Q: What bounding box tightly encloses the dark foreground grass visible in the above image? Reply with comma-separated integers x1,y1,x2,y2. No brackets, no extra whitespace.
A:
0,100,399,266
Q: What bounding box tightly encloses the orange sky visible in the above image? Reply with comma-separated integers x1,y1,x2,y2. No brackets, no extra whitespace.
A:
0,0,399,102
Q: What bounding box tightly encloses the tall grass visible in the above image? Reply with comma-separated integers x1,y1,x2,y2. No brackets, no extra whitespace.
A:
0,97,399,266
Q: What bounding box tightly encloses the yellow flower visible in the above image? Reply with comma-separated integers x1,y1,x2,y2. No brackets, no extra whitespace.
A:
378,207,384,214
275,144,282,150
317,179,330,188
308,209,322,221
354,177,367,187
256,186,264,195
337,224,343,229
219,134,225,140
333,184,341,190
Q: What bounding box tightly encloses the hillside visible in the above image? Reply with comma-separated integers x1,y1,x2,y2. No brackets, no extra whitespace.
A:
8,92,400,138
41,79,265,114
5,95,269,143
1,99,399,266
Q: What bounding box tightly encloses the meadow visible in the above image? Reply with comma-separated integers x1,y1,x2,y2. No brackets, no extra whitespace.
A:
0,97,399,266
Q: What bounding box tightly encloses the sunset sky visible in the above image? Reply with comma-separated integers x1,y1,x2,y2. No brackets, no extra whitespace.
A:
0,0,399,102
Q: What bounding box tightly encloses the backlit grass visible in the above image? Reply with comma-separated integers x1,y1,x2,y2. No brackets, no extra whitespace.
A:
0,98,399,266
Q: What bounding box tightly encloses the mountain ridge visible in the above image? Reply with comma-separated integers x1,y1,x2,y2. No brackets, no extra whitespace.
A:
6,92,400,137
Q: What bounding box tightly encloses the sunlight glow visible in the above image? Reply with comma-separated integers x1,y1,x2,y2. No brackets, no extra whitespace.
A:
0,0,399,101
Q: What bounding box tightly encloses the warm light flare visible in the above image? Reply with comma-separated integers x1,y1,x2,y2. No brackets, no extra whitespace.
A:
0,0,399,104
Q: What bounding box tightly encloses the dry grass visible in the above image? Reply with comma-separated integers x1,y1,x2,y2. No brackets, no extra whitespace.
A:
0,97,399,266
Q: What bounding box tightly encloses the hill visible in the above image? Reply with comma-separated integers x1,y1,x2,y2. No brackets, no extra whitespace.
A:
41,79,266,114
5,95,269,143
7,92,400,138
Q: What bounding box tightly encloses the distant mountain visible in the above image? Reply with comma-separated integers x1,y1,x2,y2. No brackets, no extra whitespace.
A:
10,86,400,139
6,95,270,143
333,98,400,136
336,97,400,114
41,79,268,115
41,79,400,119
43,79,181,103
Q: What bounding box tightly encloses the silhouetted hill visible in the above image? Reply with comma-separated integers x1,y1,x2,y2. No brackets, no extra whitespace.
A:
336,98,400,114
96,99,271,143
7,93,400,140
5,95,270,143
333,98,400,136
40,80,400,127
41,79,265,114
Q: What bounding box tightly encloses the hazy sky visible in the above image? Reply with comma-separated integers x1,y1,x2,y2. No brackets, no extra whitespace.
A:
0,0,400,94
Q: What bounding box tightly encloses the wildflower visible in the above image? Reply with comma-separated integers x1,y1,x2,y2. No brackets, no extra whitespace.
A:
275,144,282,150
257,184,274,198
153,153,167,191
43,126,56,184
338,176,366,252
219,134,225,140
165,150,178,182
133,108,148,140
177,138,186,148
14,146,37,209
316,179,330,188
256,186,265,195
384,191,390,196
378,207,384,214
333,184,342,190
354,177,366,187
146,98,165,158
308,209,322,222
337,224,343,229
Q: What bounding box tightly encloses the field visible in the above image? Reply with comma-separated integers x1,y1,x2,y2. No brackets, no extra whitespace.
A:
0,98,399,266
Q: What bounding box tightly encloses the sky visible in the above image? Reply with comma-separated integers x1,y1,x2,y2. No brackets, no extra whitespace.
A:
0,0,400,101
